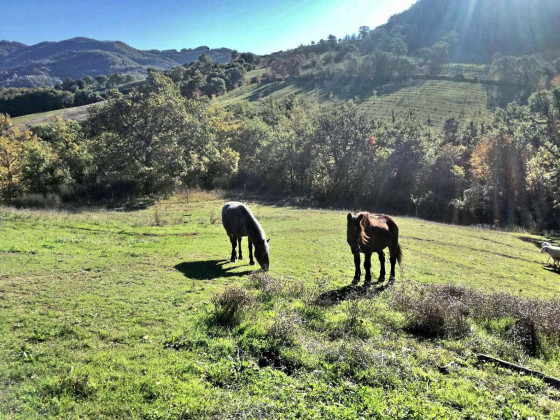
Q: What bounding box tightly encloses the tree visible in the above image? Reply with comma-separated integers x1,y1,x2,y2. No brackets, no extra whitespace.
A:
87,73,192,194
95,75,108,88
80,76,95,89
359,26,370,40
207,77,227,97
107,72,127,88
198,53,213,69
0,114,37,201
61,78,78,92
391,37,408,57
225,67,245,89
20,140,56,198
31,117,93,190
230,50,239,61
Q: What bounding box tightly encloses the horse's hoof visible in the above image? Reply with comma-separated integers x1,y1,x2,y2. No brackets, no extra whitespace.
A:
249,261,255,266
364,281,372,288
238,256,243,260
351,278,360,286
376,277,385,284
388,276,396,282
230,258,236,263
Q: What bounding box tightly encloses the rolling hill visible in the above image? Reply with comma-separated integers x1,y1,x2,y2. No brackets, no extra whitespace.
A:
0,37,234,88
383,0,560,62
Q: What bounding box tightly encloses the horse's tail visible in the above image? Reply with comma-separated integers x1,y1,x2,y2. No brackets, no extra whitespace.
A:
385,216,402,267
395,243,403,267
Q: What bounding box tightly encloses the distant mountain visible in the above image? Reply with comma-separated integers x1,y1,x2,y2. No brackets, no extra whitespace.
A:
382,0,560,62
0,37,234,88
0,41,27,57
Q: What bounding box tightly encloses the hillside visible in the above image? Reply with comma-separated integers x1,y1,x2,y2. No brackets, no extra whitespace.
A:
384,0,560,62
0,37,234,88
12,102,97,129
1,192,560,417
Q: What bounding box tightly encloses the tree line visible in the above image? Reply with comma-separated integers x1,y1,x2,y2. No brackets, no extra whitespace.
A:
1,72,560,229
0,72,140,117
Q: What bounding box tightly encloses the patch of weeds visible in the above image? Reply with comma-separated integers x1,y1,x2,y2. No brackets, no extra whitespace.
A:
250,271,307,302
152,201,167,226
328,296,379,339
28,329,48,343
390,281,560,357
138,379,162,402
205,358,260,388
40,372,96,400
163,330,209,351
390,282,472,338
297,303,326,331
237,324,300,375
268,310,302,345
208,208,220,225
208,286,254,327
250,271,284,300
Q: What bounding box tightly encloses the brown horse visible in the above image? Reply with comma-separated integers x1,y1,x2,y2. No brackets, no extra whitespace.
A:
347,212,402,286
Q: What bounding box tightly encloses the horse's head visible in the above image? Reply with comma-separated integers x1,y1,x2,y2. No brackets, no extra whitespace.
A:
347,213,366,253
255,238,270,271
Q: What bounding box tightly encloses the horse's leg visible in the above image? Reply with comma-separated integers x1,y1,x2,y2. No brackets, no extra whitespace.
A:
389,248,397,280
229,236,237,262
248,239,255,265
364,251,373,286
351,252,361,285
237,237,243,260
377,251,386,282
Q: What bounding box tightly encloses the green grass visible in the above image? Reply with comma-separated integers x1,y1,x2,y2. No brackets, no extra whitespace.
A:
2,191,560,418
12,102,99,129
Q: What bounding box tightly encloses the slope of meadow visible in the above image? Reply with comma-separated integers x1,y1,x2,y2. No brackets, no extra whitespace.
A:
12,103,97,129
1,192,560,418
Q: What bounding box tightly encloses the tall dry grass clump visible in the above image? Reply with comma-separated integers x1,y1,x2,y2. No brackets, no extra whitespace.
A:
390,282,560,355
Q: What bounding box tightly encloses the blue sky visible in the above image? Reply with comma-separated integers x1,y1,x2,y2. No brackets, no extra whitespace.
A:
0,0,415,54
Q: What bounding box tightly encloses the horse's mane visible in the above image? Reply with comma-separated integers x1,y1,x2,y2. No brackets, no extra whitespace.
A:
359,212,390,244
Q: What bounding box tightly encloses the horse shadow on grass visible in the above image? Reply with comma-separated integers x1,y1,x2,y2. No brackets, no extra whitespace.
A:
315,277,396,307
542,266,560,275
517,234,560,249
174,260,253,280
515,236,560,274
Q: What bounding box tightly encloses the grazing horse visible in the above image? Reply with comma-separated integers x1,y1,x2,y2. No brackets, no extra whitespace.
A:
222,202,270,271
347,212,402,286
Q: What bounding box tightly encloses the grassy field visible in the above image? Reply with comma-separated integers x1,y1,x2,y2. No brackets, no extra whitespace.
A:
2,192,560,418
12,103,99,129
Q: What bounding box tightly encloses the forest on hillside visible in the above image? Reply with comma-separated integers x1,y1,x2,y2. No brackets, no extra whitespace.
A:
1,70,560,229
1,0,560,229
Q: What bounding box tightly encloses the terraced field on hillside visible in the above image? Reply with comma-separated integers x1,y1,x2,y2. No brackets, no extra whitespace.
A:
362,79,488,125
219,78,489,126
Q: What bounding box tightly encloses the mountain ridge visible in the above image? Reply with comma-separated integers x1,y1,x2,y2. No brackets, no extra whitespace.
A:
0,37,234,88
